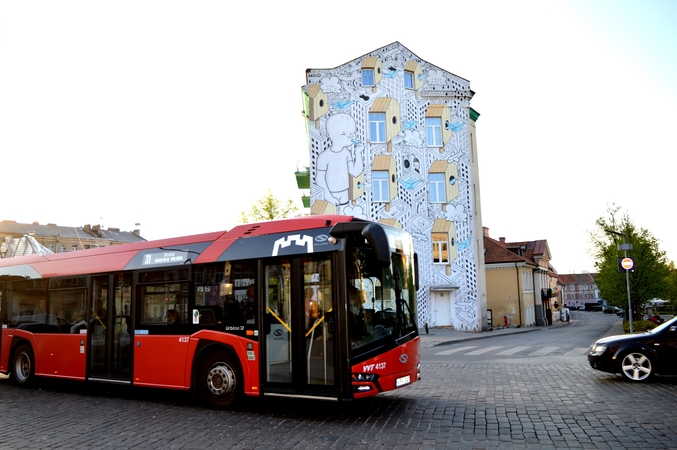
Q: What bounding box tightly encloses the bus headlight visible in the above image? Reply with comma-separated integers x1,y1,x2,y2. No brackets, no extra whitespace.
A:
352,373,376,382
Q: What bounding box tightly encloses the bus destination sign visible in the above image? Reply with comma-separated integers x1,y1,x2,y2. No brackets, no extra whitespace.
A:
142,251,189,266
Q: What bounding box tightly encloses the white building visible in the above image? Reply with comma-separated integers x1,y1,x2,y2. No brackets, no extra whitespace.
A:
300,42,487,331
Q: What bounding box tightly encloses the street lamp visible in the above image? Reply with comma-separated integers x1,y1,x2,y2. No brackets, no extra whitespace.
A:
605,229,634,333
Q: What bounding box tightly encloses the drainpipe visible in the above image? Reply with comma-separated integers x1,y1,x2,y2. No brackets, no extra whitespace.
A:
515,264,522,326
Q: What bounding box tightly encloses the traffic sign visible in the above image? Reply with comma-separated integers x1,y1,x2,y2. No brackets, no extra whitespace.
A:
620,258,635,270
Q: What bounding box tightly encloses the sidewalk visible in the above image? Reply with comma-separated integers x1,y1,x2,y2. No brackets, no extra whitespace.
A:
418,317,622,349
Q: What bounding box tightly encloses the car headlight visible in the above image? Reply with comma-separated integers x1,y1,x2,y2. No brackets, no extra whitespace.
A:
589,343,607,356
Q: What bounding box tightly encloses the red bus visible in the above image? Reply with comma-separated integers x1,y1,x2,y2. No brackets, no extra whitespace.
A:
0,215,420,408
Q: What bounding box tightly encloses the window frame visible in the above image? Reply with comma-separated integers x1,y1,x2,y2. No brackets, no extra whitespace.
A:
362,69,375,87
429,173,446,203
372,170,389,202
426,117,442,147
369,112,386,143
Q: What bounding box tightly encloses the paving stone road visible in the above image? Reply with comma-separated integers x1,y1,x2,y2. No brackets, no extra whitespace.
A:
1,355,676,449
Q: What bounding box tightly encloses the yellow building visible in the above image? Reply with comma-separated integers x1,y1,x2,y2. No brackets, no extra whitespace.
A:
483,228,556,328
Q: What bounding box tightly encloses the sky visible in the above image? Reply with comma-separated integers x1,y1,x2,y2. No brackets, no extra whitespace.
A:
1,0,676,274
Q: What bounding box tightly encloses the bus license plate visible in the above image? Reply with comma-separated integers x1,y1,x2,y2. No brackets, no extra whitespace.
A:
396,375,410,388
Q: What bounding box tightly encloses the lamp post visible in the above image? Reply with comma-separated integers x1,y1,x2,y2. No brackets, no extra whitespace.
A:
605,229,634,333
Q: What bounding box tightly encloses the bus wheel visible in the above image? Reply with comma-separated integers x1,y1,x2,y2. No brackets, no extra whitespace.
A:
197,350,242,409
11,344,35,387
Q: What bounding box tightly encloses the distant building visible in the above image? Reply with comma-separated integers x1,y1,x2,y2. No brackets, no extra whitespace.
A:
0,220,145,258
557,273,600,309
483,227,560,327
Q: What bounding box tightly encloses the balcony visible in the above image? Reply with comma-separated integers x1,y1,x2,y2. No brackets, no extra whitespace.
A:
541,288,557,300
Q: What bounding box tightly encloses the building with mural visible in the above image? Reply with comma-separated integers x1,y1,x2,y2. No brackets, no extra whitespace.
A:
300,42,487,331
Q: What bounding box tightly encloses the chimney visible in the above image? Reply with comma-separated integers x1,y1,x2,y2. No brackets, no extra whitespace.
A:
133,229,141,237
482,227,489,237
84,224,91,234
499,237,506,244
92,225,101,237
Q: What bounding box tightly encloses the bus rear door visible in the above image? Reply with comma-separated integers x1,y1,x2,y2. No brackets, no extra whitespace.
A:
88,273,132,382
262,255,337,398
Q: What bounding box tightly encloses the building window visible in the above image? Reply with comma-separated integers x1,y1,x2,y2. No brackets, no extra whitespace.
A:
369,113,386,143
429,173,446,203
522,270,533,292
432,233,448,264
404,71,413,89
362,69,374,87
372,171,389,202
426,117,442,147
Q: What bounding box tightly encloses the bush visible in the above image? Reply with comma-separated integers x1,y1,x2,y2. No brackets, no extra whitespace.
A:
623,320,657,333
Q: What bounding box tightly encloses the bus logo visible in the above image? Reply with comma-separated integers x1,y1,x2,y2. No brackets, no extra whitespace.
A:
272,234,314,256
399,354,409,364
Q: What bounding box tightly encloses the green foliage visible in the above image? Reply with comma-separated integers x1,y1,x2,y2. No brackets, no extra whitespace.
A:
623,320,657,333
589,204,670,316
663,261,677,302
238,190,299,224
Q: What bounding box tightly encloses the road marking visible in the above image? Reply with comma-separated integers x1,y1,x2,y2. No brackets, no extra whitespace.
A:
528,346,559,356
496,346,532,355
564,347,590,357
435,346,478,355
464,346,504,355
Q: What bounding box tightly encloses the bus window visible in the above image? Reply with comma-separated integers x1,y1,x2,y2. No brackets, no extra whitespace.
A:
193,261,256,335
49,289,86,333
347,249,417,353
6,279,48,330
139,283,188,334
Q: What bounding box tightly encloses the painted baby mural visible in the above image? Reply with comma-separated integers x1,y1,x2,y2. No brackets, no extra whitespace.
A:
316,113,364,209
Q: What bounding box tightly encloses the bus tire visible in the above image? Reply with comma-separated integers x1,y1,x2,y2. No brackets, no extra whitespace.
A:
196,350,242,409
11,343,35,387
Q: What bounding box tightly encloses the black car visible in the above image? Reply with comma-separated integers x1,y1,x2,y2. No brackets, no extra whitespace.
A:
588,316,677,382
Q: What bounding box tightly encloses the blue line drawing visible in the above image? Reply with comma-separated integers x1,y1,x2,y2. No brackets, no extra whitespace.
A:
397,177,423,190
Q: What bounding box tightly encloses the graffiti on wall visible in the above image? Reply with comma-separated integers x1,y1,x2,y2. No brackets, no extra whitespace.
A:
303,42,480,330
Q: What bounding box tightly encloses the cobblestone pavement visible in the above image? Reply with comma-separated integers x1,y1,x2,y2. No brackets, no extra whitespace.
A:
1,356,676,450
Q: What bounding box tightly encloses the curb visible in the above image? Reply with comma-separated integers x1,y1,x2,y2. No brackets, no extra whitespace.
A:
429,327,543,347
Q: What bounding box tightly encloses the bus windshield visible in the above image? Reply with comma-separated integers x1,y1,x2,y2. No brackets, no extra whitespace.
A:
346,241,417,357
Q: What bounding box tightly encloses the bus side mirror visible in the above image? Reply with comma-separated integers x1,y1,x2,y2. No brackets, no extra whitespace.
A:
361,223,390,267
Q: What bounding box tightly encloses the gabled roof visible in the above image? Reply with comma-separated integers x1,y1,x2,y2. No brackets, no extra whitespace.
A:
2,235,53,258
558,273,596,284
483,236,535,266
504,239,551,262
0,220,145,244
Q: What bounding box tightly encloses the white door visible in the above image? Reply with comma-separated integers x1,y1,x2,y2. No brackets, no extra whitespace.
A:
432,292,451,327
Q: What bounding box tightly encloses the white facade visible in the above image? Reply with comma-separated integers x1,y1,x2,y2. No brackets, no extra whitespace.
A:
302,42,486,331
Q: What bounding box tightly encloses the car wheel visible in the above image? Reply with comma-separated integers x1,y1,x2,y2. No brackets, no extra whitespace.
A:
619,351,654,382
10,343,35,387
196,350,242,409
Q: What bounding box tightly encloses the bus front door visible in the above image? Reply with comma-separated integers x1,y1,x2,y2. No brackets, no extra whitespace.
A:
263,256,336,398
88,273,132,382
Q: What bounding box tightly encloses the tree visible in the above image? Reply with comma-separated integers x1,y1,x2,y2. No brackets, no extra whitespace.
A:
589,204,670,318
238,190,299,224
663,261,677,304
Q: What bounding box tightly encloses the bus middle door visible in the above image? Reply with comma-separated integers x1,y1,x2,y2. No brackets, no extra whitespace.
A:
88,273,132,382
262,256,336,398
